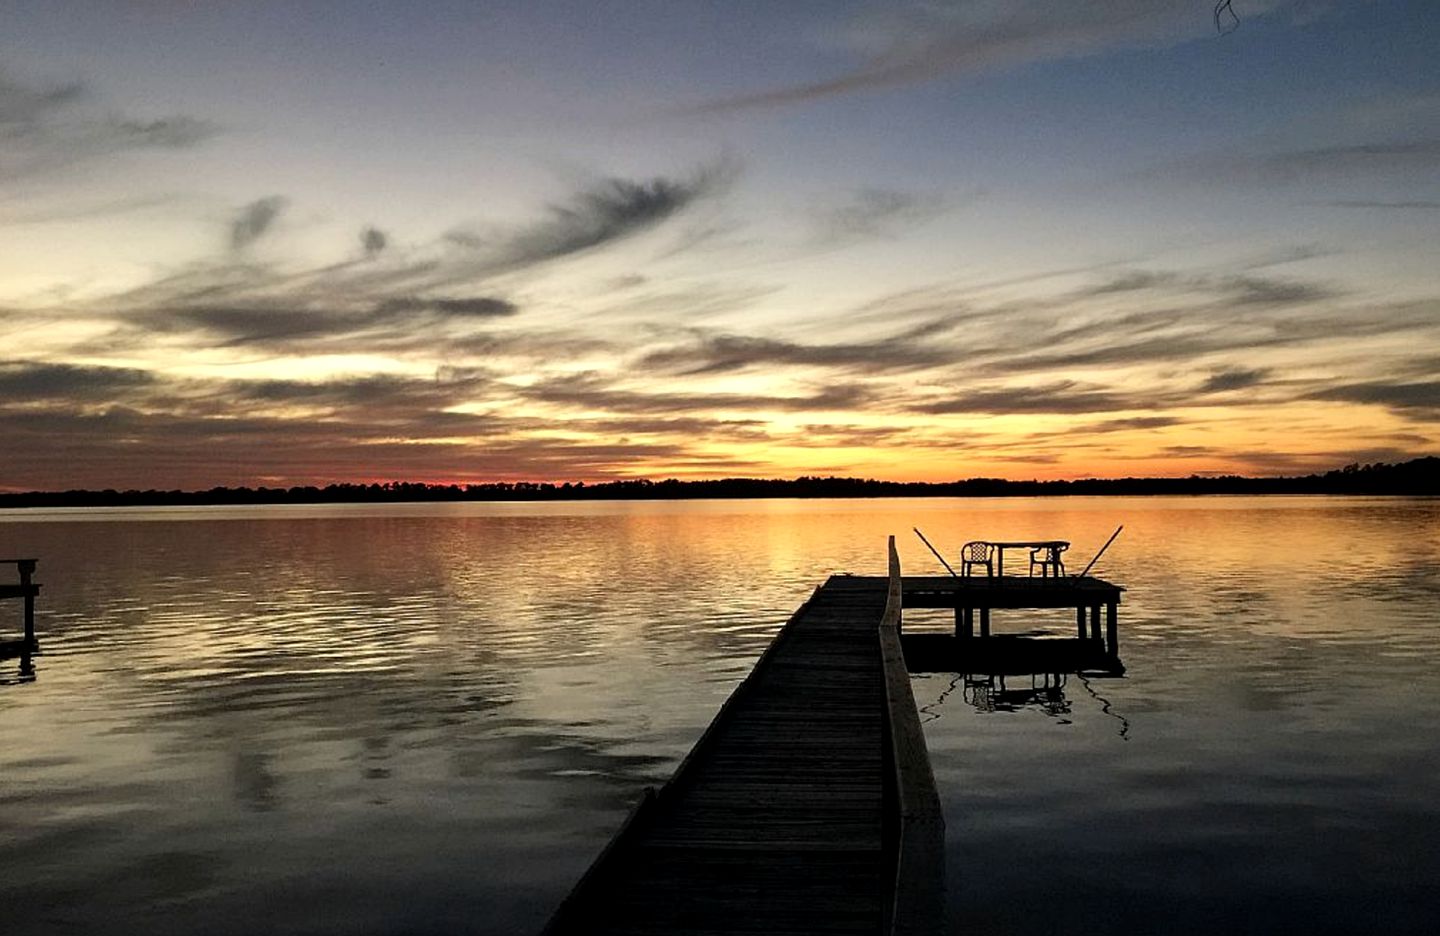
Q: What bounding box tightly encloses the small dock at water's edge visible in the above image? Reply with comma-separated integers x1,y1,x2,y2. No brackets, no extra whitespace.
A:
543,538,1125,935
1,559,41,677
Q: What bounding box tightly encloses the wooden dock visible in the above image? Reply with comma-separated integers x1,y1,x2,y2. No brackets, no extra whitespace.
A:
0,559,39,673
544,541,1124,935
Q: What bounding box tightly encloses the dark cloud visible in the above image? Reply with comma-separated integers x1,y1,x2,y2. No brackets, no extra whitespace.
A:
230,371,496,411
575,415,768,439
969,293,1433,380
447,167,728,272
361,226,388,256
0,362,720,487
0,70,84,123
912,381,1146,415
0,362,504,427
636,329,953,377
1200,368,1269,393
230,197,288,249
1308,381,1440,416
69,165,722,357
110,117,210,149
121,291,519,348
1222,275,1334,306
0,401,698,489
1089,416,1184,432
375,296,517,319
1084,270,1336,306
785,423,913,447
0,360,156,401
1084,270,1179,295
0,68,213,178
523,372,874,415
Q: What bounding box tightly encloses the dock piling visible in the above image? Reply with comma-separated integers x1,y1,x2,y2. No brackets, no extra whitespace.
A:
20,559,36,649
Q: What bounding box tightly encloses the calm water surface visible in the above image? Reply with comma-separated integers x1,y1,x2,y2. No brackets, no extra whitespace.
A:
1,497,1437,934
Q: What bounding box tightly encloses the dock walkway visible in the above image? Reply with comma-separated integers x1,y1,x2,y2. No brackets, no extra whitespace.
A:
545,574,901,934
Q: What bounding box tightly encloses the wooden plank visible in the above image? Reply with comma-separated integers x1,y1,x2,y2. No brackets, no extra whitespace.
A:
879,537,946,936
544,566,893,935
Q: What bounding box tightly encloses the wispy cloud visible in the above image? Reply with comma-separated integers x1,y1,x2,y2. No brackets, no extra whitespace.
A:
445,166,731,272
522,372,874,415
910,380,1149,416
809,187,946,245
1315,199,1440,211
1174,139,1440,187
692,1,1287,112
124,293,519,348
1089,415,1185,432
0,67,213,179
635,323,955,377
1199,368,1269,392
1308,380,1440,416
56,165,721,355
0,360,156,400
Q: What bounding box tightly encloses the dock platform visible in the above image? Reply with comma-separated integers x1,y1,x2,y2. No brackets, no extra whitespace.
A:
0,559,39,668
544,542,1123,935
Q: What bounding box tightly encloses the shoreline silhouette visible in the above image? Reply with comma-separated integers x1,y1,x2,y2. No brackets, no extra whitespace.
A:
0,457,1434,509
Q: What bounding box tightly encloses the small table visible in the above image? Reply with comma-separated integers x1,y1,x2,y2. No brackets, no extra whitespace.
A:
988,540,1069,578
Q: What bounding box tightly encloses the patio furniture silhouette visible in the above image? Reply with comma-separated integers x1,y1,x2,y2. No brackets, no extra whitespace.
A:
960,541,994,578
1029,542,1068,577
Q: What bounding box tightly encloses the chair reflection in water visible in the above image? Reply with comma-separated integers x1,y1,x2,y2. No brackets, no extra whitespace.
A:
960,541,994,578
964,672,1071,717
1029,543,1068,577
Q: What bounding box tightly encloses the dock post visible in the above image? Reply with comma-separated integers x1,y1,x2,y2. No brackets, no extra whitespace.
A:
1089,605,1101,642
19,559,36,649
1076,607,1086,638
956,607,974,639
979,607,990,638
1106,602,1118,655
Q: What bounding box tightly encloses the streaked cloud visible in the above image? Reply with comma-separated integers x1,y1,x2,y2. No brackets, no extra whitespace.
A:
521,372,876,415
445,166,730,272
809,187,946,244
1200,368,1270,393
692,1,1288,112
911,380,1147,416
0,360,156,400
635,326,955,377
0,67,213,179
1308,381,1440,416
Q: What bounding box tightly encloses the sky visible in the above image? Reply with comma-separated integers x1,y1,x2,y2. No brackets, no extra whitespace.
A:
1,0,1438,489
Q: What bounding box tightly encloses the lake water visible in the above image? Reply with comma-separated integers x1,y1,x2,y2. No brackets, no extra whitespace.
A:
1,497,1437,934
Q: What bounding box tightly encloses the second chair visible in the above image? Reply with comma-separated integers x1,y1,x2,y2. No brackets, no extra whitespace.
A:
960,540,994,578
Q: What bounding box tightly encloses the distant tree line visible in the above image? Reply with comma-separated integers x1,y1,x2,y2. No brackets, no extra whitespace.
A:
1,457,1436,509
